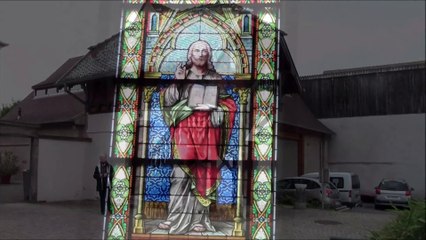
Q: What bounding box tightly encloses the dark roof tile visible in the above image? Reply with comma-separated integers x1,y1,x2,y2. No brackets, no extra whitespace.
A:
58,34,119,86
32,56,84,90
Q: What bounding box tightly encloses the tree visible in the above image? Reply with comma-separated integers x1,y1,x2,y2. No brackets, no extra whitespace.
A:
0,100,20,118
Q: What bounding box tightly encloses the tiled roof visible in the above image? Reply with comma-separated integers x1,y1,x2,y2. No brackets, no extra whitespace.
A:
57,34,119,86
301,61,426,80
32,56,84,90
1,92,86,125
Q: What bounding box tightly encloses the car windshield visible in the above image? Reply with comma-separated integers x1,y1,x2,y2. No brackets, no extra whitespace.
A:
380,180,409,191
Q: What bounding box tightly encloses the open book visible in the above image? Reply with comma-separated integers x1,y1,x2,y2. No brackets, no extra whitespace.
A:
188,84,218,109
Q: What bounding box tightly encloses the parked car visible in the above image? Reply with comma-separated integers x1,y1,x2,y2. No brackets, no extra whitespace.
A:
374,179,413,209
276,177,340,208
302,171,362,207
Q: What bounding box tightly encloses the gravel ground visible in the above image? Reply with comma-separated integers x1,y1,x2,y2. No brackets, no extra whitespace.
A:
0,200,104,239
0,198,396,240
275,204,397,240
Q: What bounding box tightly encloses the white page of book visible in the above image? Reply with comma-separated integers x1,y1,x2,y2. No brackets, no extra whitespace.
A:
203,85,218,108
188,84,205,108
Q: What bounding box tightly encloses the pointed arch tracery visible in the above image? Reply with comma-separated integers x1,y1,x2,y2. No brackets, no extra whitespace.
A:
147,9,250,74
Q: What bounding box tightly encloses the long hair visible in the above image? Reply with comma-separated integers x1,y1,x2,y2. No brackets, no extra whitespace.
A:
186,40,216,71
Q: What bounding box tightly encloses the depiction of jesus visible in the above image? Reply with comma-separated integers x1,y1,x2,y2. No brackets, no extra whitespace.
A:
159,40,237,234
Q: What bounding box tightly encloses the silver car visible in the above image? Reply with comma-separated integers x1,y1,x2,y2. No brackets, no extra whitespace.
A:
277,177,340,208
374,179,413,209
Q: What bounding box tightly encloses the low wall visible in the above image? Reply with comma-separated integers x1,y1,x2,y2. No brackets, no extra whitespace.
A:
37,139,89,201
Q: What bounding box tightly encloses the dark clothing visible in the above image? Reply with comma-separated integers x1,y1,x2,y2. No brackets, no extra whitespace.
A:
93,162,113,214
98,189,110,215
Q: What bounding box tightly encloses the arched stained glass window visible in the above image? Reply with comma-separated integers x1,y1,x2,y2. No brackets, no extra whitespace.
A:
110,3,278,240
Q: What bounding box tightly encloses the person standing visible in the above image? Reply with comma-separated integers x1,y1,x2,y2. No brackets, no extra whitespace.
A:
93,154,113,215
159,40,237,234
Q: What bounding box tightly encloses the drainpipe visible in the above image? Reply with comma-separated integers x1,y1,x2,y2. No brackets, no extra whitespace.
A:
320,136,330,209
29,137,39,202
320,137,324,209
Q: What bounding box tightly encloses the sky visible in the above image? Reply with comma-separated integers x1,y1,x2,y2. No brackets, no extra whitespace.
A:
0,1,424,106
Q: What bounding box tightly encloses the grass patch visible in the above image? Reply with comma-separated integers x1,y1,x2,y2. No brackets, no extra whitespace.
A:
371,200,425,240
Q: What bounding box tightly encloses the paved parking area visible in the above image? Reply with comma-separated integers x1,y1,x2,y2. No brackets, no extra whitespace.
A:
0,199,396,240
275,204,396,239
0,200,104,239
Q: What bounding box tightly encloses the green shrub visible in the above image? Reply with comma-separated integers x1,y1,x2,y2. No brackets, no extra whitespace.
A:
0,100,20,118
371,200,426,240
0,151,19,176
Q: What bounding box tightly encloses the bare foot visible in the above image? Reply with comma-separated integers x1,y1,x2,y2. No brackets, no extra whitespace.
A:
192,224,206,232
158,222,171,230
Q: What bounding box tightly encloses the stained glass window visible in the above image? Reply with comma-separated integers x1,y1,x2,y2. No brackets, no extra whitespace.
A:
110,2,279,240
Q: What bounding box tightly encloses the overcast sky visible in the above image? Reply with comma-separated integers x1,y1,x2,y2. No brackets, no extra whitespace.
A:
0,1,424,105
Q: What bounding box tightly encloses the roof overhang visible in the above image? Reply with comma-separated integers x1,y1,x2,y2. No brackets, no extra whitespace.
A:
278,94,334,136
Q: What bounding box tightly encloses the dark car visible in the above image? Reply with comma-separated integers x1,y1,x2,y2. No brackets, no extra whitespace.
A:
277,177,340,207
374,179,413,209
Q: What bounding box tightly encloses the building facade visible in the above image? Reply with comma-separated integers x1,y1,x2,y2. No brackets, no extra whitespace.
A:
301,61,426,199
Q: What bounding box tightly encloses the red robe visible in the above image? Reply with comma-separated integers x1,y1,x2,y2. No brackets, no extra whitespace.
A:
168,96,236,205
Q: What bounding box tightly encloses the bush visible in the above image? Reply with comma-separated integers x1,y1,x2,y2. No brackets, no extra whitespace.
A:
0,100,20,118
370,200,426,240
0,151,20,176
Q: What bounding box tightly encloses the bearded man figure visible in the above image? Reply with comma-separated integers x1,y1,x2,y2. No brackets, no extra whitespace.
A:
159,40,237,234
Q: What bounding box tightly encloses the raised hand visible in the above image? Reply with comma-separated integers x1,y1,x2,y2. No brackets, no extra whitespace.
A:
175,62,186,80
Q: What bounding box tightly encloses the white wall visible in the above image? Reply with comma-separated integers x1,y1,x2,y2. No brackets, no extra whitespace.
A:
83,112,114,199
37,139,88,201
321,113,425,198
36,112,114,202
304,135,321,174
277,138,298,179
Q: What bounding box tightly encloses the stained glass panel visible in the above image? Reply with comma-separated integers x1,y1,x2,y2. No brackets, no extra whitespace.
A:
108,165,132,240
111,3,279,240
255,9,277,81
119,10,145,79
114,84,139,158
248,7,277,239
251,166,273,239
249,88,275,240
